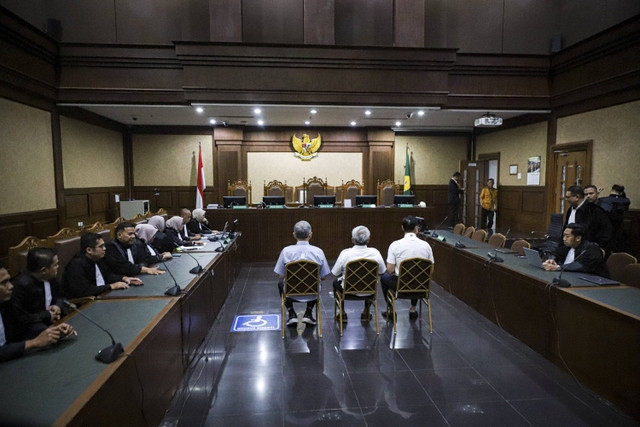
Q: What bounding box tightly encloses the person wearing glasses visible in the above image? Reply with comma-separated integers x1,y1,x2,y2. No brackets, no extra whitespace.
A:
63,233,142,299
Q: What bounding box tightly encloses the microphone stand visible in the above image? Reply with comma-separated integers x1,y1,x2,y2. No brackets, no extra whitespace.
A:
551,249,586,288
488,229,510,263
174,243,203,274
215,240,225,253
161,261,182,296
63,300,123,364
431,216,449,238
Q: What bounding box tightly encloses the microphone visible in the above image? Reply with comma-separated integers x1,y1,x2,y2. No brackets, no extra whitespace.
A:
161,261,182,296
174,243,203,274
215,240,225,253
454,237,466,248
431,216,449,238
62,300,123,364
487,228,510,263
551,249,586,288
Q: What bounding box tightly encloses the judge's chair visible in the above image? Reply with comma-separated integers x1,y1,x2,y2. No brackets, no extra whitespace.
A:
377,180,401,206
228,180,252,205
333,259,380,336
340,179,364,207
387,258,434,334
281,260,322,339
300,176,329,206
264,180,294,204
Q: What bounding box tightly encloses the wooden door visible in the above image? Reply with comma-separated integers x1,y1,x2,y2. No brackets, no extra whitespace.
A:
553,150,588,213
460,160,486,228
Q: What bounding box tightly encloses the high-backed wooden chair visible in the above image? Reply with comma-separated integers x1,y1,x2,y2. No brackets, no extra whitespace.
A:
282,260,322,338
606,252,637,282
487,233,506,247
7,236,49,276
463,226,475,239
46,227,81,247
303,176,329,205
387,258,434,334
510,239,531,256
619,264,640,288
264,180,294,203
340,179,364,207
228,180,252,205
54,236,81,281
333,259,380,336
377,180,401,207
85,221,112,242
131,214,147,224
472,229,488,243
452,223,466,235
107,217,126,237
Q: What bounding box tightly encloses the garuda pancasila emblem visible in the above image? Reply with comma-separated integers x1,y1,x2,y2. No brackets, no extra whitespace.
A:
292,133,321,161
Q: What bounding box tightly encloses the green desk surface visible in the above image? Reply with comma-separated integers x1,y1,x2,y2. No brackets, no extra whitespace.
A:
427,230,489,249
102,252,218,298
177,238,233,253
0,298,172,426
567,287,640,318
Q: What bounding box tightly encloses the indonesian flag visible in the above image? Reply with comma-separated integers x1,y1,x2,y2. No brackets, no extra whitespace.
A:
196,144,206,209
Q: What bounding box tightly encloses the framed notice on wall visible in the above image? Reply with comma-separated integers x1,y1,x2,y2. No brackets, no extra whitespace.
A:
509,164,518,175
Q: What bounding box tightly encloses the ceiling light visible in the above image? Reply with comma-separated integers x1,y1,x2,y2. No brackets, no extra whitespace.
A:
305,120,310,125
257,120,264,126
195,107,204,114
474,112,503,127
310,109,317,114
365,110,372,116
209,119,216,125
350,121,357,126
254,108,262,114
395,121,402,127
417,110,425,116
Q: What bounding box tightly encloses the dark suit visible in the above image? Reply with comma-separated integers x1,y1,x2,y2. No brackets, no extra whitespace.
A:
104,238,162,276
11,272,64,331
598,194,631,253
63,254,124,298
0,302,28,362
564,201,612,251
187,218,212,235
447,178,464,227
150,231,175,254
165,228,197,247
552,240,609,278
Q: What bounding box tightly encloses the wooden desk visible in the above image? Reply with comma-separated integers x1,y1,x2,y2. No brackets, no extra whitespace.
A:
426,231,640,420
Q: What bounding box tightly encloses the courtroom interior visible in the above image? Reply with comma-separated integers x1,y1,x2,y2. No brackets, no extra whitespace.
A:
1,1,639,425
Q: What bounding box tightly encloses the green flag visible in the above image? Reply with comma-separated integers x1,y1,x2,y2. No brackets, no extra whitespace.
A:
403,145,411,194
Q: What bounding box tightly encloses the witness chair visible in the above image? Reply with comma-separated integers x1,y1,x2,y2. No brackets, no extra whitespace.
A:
472,229,488,243
387,258,434,334
333,259,380,336
606,252,637,282
282,260,322,339
510,239,531,256
487,233,506,248
228,180,252,205
452,223,466,235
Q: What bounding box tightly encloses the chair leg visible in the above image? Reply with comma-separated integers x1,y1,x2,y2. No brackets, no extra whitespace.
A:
427,298,433,333
317,297,322,338
281,297,285,339
338,296,344,337
373,298,379,334
387,290,397,334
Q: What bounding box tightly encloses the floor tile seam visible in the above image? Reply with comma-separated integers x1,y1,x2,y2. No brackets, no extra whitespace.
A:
404,365,451,424
503,398,535,426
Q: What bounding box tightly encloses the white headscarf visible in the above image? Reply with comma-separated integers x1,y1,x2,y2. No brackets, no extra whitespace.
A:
135,223,158,243
192,208,206,222
147,215,165,232
165,216,184,231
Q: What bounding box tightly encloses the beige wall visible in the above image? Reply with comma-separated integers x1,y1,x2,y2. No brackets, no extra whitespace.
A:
0,97,56,214
394,135,468,185
132,134,214,186
60,116,125,188
476,122,548,186
557,100,640,208
247,152,363,203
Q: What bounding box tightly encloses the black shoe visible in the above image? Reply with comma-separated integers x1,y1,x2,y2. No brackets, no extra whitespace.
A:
302,313,317,325
286,313,298,327
409,311,418,320
335,312,348,322
381,310,392,320
360,311,373,322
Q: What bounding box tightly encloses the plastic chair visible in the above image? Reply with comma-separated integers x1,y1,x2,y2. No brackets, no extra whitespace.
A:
463,226,475,239
472,229,488,243
487,233,506,247
387,258,434,334
333,259,380,336
282,260,322,339
606,252,637,282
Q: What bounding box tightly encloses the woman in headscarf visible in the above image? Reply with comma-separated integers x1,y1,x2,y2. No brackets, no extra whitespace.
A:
134,224,173,262
187,208,218,235
147,215,166,233
165,216,202,247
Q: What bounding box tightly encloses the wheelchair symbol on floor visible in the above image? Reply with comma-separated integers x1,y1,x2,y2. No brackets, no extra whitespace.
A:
231,314,280,332
243,315,267,327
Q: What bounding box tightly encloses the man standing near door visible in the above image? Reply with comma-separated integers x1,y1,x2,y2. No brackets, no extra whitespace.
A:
480,178,498,234
448,172,464,228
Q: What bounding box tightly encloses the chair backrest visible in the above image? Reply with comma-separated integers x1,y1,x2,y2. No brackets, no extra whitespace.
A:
46,227,81,247
453,223,465,235
304,176,328,205
340,179,364,207
510,239,531,256
342,259,379,296
619,263,640,288
606,252,637,282
284,260,320,296
472,229,488,243
228,180,252,204
131,214,147,224
7,236,49,276
487,233,505,247
377,179,401,206
396,258,434,298
463,226,475,238
85,222,113,242
54,236,81,280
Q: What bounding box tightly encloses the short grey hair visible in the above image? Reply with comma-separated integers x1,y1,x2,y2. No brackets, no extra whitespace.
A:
352,225,370,246
294,220,312,239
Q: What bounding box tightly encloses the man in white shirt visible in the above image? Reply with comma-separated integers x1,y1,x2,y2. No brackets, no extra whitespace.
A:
382,215,434,320
331,226,385,322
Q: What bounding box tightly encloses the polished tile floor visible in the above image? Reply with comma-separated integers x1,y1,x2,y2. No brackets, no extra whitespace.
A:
161,262,636,426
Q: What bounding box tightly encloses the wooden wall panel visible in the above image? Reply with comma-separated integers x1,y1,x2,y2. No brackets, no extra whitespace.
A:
89,192,109,214
63,187,126,227
0,209,59,262
497,186,547,235
65,195,89,219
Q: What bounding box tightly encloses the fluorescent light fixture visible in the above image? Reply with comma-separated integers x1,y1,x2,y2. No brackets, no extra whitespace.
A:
365,110,372,116
209,119,216,125
254,108,261,114
195,107,204,114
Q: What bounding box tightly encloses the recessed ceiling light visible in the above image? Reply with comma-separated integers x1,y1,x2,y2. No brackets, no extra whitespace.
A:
310,109,317,114
395,121,402,126
365,110,372,116
350,121,357,126
254,108,262,114
209,119,216,125
195,107,204,114
257,120,264,126
305,120,310,125
417,110,425,116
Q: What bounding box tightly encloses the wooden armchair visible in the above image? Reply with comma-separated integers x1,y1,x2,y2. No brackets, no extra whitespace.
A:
46,227,81,247
8,236,49,276
228,180,252,205
377,180,401,207
340,179,364,207
264,180,294,203
303,176,329,205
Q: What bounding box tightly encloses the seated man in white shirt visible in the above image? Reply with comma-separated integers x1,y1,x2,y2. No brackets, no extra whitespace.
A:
381,215,435,320
332,225,385,322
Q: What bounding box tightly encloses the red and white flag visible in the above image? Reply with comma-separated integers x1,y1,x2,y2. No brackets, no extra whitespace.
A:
196,144,206,209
